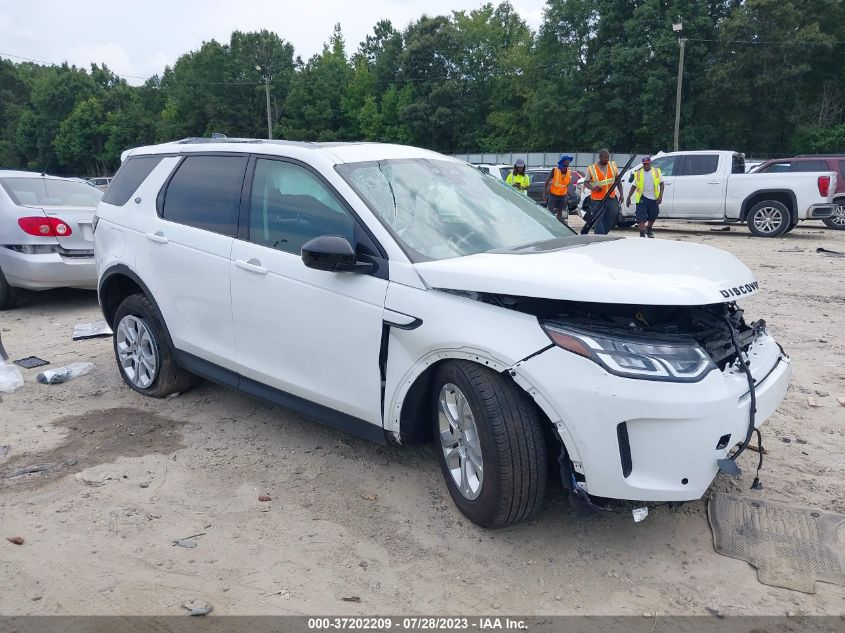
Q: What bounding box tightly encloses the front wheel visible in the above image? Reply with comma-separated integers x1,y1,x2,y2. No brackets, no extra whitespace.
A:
113,294,196,398
432,360,547,528
823,201,845,230
746,201,791,237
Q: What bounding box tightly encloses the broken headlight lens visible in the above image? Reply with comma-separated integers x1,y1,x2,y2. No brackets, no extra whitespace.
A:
541,323,716,382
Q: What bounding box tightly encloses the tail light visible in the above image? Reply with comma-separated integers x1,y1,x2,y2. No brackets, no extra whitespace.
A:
17,217,73,237
818,175,831,197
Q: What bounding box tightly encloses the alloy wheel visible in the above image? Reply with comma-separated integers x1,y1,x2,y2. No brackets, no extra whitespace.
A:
831,204,845,227
438,383,484,500
752,206,785,234
116,315,158,389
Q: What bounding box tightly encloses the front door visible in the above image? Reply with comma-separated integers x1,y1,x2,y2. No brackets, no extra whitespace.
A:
230,157,388,427
670,153,726,218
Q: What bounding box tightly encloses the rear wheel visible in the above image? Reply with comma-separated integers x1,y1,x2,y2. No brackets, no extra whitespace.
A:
113,294,196,398
746,200,790,237
432,360,547,528
823,201,845,230
0,268,19,310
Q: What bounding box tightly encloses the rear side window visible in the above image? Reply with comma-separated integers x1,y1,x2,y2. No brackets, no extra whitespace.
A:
838,161,845,176
161,155,247,237
731,155,745,174
682,154,719,176
102,156,164,206
794,160,829,172
760,162,791,173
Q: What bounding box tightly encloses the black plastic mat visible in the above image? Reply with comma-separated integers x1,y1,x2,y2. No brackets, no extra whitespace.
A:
13,356,49,369
708,492,845,593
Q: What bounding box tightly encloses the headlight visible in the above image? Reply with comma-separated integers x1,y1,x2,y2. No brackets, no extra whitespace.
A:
541,322,716,382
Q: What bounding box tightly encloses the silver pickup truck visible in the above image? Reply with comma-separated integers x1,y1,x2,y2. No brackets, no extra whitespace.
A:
614,150,838,237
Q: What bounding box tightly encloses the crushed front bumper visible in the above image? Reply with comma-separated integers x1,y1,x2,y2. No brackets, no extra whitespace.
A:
513,332,791,502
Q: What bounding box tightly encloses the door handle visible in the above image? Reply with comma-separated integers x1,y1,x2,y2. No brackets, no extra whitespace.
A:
707,181,721,185
235,258,268,275
145,231,168,244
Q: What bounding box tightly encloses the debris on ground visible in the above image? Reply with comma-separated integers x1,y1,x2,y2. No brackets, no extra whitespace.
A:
807,396,820,407
180,599,213,616
0,362,24,394
172,532,206,548
36,362,94,385
341,596,361,603
816,247,845,257
361,493,378,501
710,226,730,232
258,494,271,502
837,397,845,407
632,507,649,523
747,443,767,454
13,356,49,369
0,445,9,458
7,463,58,478
705,607,725,618
7,536,24,545
72,320,113,341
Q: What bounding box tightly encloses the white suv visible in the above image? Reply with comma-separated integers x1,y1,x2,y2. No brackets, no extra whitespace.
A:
95,139,791,527
0,170,102,309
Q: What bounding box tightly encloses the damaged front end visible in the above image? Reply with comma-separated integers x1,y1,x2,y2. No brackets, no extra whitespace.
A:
456,291,789,508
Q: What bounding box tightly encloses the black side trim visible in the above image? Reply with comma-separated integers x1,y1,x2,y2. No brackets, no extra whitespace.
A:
98,264,163,327
378,322,390,419
383,315,423,330
617,422,633,478
174,350,387,445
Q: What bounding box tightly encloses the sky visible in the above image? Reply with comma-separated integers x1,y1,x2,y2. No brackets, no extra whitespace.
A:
0,0,546,85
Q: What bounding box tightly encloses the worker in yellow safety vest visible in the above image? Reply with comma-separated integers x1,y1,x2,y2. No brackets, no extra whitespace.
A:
583,149,624,234
505,159,530,194
544,155,574,224
625,156,664,238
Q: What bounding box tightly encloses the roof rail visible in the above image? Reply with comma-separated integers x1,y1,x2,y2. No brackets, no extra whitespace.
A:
173,137,264,144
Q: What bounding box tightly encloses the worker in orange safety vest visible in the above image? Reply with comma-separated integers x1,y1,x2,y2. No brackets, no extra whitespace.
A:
544,155,574,224
583,149,624,234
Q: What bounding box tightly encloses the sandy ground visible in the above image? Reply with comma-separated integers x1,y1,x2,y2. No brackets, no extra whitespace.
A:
0,219,843,617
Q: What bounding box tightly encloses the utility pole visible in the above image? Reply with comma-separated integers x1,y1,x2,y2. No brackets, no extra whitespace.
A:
256,65,273,140
672,22,685,152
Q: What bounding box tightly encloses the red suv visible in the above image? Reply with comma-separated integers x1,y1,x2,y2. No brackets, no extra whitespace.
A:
753,155,845,229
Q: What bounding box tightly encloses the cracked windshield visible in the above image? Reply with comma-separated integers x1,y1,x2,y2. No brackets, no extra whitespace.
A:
338,159,573,261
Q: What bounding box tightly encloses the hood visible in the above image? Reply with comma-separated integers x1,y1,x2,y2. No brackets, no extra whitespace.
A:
413,236,760,305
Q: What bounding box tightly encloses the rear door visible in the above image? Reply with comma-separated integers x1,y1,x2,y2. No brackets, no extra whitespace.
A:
135,154,247,368
669,153,725,218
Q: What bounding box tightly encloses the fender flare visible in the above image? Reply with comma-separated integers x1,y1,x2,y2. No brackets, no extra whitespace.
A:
386,347,584,470
739,189,797,222
98,263,163,327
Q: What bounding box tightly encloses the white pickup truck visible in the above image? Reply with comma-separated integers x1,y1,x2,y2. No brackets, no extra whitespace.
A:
611,150,838,237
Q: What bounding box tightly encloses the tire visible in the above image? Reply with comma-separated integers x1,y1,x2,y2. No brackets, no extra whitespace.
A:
823,200,845,230
784,220,798,233
113,293,196,398
432,360,547,528
0,267,20,310
746,200,791,237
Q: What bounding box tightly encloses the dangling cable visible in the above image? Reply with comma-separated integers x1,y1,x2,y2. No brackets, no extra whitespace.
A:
723,313,759,481
750,428,764,490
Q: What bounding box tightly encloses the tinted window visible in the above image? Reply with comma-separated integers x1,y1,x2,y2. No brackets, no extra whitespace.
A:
103,156,164,206
732,155,745,174
760,162,791,173
161,155,247,236
248,159,354,255
682,154,719,176
650,156,677,176
0,177,102,207
794,160,829,172
838,161,845,176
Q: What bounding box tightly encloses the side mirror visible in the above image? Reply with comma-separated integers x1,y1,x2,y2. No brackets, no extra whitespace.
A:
301,235,372,273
